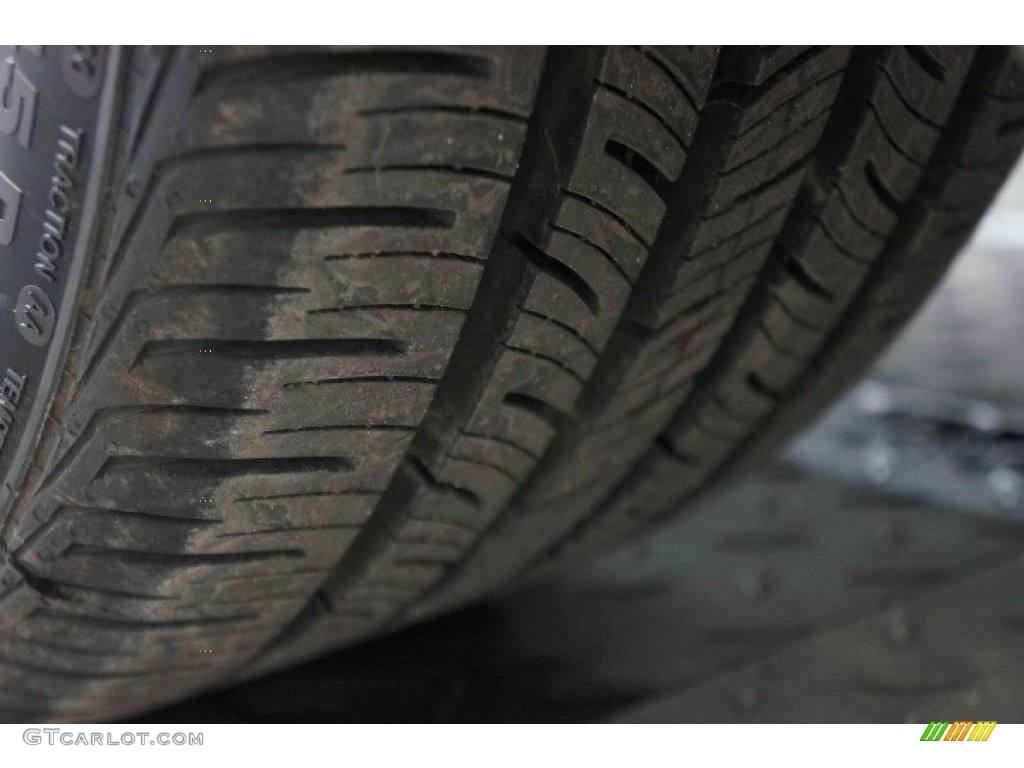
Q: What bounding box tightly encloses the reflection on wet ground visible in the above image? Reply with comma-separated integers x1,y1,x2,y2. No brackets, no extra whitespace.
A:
142,157,1024,723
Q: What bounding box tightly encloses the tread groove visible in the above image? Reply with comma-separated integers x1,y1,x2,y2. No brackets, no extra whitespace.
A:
195,49,495,94
168,206,458,240
135,337,406,366
502,391,566,429
344,164,515,183
864,160,905,215
96,455,354,480
595,80,688,148
604,139,675,201
776,246,836,300
63,545,305,567
635,47,701,114
507,232,600,314
356,103,529,122
905,46,948,83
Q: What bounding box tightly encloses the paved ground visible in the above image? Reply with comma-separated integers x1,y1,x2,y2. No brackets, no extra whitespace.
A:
141,156,1024,724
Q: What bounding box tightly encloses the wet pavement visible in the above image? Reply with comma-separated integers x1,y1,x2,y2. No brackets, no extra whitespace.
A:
141,156,1024,723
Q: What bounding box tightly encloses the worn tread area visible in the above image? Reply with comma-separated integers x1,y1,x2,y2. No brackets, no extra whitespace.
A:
0,45,1021,720
0,45,543,720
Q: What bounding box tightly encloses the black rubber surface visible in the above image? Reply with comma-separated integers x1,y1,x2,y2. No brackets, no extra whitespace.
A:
0,45,1022,721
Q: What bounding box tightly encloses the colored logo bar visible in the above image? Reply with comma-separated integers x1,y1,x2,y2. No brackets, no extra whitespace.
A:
920,722,997,741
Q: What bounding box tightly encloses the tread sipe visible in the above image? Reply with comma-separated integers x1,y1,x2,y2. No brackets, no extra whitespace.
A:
0,45,1021,720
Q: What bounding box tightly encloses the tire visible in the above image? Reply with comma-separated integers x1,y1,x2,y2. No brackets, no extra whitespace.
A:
0,45,1021,721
